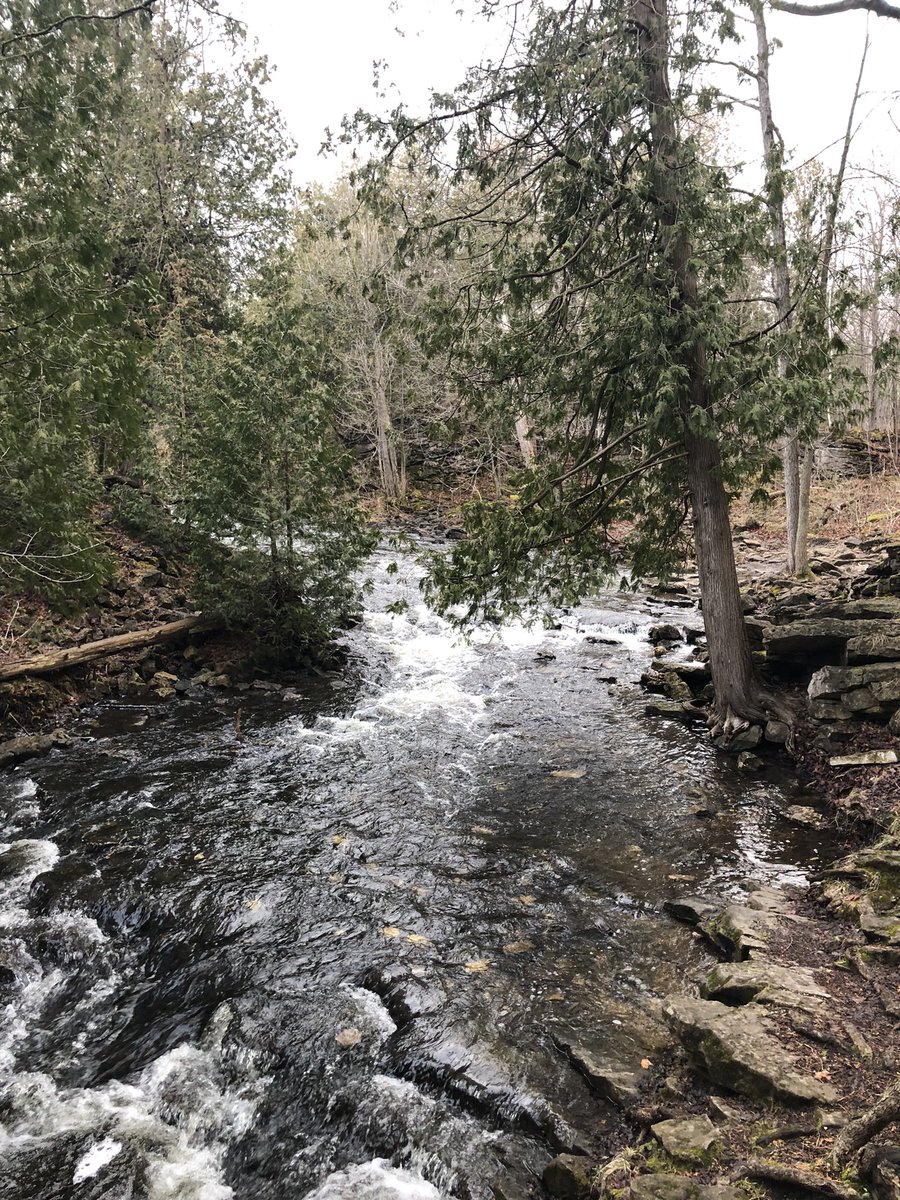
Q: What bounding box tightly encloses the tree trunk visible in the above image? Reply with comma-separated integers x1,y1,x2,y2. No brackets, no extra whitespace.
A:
783,435,801,573
0,615,214,682
514,413,537,467
795,443,813,572
751,0,803,576
636,0,782,732
369,336,404,502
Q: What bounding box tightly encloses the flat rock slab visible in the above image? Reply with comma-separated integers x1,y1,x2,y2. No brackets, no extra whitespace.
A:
651,1115,719,1162
552,1035,643,1108
829,749,898,767
663,996,838,1106
702,960,830,1010
701,903,780,961
629,1178,742,1200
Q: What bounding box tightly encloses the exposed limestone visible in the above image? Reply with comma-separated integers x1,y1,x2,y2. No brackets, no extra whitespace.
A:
829,749,898,767
663,996,838,1105
651,1115,719,1163
552,1035,643,1108
785,805,826,829
765,618,900,671
701,902,780,961
702,960,830,1010
628,1178,742,1200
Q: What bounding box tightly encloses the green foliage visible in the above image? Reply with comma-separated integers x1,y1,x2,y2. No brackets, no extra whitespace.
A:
182,253,376,652
0,1,150,600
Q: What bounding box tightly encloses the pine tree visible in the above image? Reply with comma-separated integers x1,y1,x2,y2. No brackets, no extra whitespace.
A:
183,252,376,653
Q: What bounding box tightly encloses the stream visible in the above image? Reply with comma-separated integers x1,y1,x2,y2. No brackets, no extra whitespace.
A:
0,543,835,1200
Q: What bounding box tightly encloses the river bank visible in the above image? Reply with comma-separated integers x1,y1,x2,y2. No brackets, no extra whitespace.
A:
542,525,900,1200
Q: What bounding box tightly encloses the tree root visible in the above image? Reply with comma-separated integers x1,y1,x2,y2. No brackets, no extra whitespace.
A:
708,685,796,744
830,1077,900,1167
731,1158,860,1199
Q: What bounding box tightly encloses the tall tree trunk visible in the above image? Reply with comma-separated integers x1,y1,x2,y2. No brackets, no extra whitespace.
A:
783,434,801,573
751,0,802,575
796,445,813,570
514,413,537,467
372,336,404,502
637,0,782,734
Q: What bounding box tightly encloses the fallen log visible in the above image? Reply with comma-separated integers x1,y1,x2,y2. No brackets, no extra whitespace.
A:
0,615,215,682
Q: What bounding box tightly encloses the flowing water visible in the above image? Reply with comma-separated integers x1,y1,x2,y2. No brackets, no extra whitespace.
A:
0,543,834,1200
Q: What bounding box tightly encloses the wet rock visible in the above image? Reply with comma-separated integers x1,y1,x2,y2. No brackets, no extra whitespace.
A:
717,725,761,754
0,728,73,768
663,996,838,1105
552,1035,643,1107
649,623,683,644
644,699,707,724
785,804,825,829
642,670,692,701
664,896,719,927
651,1115,719,1162
543,1153,594,1199
736,752,763,773
489,1177,533,1200
701,960,830,1009
28,855,101,916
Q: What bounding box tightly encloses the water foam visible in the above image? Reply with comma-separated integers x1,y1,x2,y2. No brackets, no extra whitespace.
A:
302,1159,443,1200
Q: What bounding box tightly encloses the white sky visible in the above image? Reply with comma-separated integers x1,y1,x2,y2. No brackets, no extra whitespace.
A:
229,0,900,190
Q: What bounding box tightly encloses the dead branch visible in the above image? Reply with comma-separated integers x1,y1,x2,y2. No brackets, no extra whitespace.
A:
0,615,215,682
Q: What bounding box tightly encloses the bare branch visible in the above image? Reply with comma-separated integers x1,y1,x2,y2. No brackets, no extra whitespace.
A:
772,0,900,18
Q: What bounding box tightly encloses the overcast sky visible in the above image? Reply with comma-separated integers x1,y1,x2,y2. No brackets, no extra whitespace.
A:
229,0,899,191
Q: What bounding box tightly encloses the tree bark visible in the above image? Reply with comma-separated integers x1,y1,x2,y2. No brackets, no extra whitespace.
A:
372,336,405,502
0,615,214,682
636,0,780,733
514,413,537,467
795,443,813,571
751,0,803,575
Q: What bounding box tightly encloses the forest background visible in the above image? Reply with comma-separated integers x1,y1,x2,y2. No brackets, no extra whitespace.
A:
2,0,900,729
